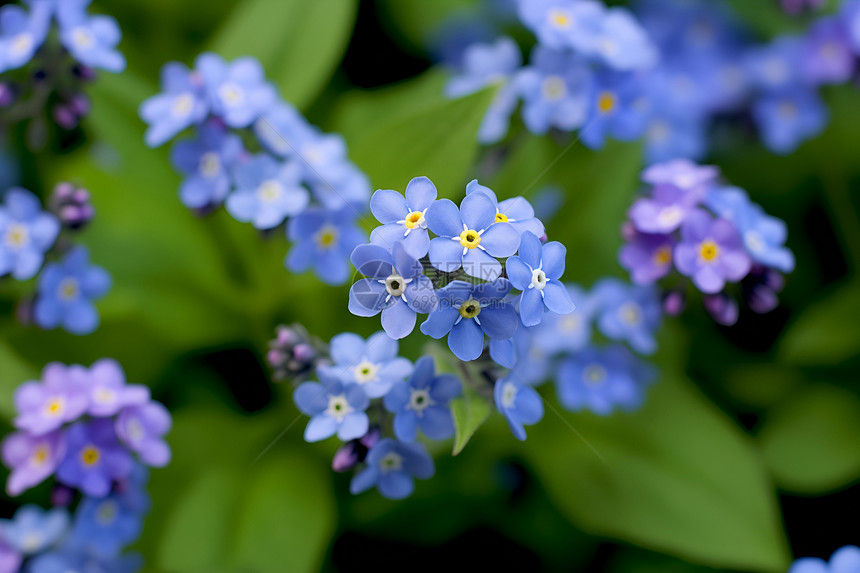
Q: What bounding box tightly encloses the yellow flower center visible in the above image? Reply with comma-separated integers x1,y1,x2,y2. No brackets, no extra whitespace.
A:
31,445,49,466
459,229,482,249
541,75,567,101
550,9,571,28
81,445,100,467
315,225,338,249
404,211,424,229
459,299,482,320
583,365,608,386
494,212,509,223
5,224,28,248
58,278,80,301
654,246,672,265
44,397,64,417
699,240,719,262
598,91,617,114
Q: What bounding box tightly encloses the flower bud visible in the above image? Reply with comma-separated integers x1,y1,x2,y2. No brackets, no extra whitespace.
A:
50,182,95,230
703,294,739,326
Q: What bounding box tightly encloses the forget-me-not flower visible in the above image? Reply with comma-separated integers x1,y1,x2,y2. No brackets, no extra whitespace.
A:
169,122,243,209
495,375,544,441
465,180,545,238
115,402,172,467
1,430,65,496
196,53,276,128
384,355,461,442
286,207,366,286
140,60,209,148
350,439,435,500
517,0,604,54
506,231,574,327
0,188,60,281
56,419,134,498
752,86,828,155
0,3,49,72
14,362,89,436
674,209,752,294
319,331,413,398
517,46,593,135
226,155,309,229
0,505,69,555
56,0,125,72
592,278,662,355
294,370,370,442
369,176,438,259
789,545,860,573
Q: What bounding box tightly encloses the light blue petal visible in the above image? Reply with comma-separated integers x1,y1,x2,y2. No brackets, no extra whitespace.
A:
460,191,496,231
420,308,459,339
337,412,369,441
329,333,366,365
448,319,484,361
515,384,544,425
381,299,416,340
370,189,408,224
541,241,567,279
517,231,543,269
404,177,438,210
519,288,544,327
393,411,418,442
304,415,337,442
348,279,386,317
478,304,518,340
378,472,414,499
462,247,501,281
505,256,533,291
420,406,455,440
479,221,520,258
425,199,462,237
350,244,392,279
293,382,328,415
428,237,464,274
350,467,379,495
542,281,575,315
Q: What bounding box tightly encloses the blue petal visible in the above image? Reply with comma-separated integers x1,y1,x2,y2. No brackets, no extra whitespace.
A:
400,442,435,478
384,380,411,412
392,241,422,280
428,237,464,273
478,304,518,340
304,415,337,442
498,196,534,221
348,279,386,317
519,288,545,327
462,248,501,281
460,191,496,231
330,333,366,365
515,385,544,425
403,275,438,314
404,177,438,211
543,282,575,315
349,467,379,494
378,472,414,499
369,223,405,253
410,355,436,388
294,382,328,415
370,189,408,224
541,241,567,279
489,338,515,368
350,244,392,279
465,179,498,203
479,222,520,257
425,199,462,237
429,374,462,402
337,412,369,441
517,231,543,269
420,406,455,440
401,229,430,260
473,278,512,302
364,331,399,362
505,256,533,291
420,308,459,339
381,299,417,340
64,301,99,335
448,319,485,361
393,411,419,442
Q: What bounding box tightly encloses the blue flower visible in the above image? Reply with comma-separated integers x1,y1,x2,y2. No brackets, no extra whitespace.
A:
495,375,544,441
556,344,654,415
0,3,49,72
56,419,133,497
517,0,604,54
369,176,438,259
800,16,853,86
253,101,312,159
506,231,574,327
0,188,60,280
420,279,518,361
752,87,827,154
594,8,658,71
517,46,593,134
286,207,366,286
69,494,143,558
294,369,370,442
465,180,545,238
643,110,708,165
581,71,649,150
196,53,276,128
789,545,860,573
348,242,438,339
0,505,69,555
445,37,522,144
531,283,594,356
319,331,413,398
350,439,435,499
26,549,142,573
644,59,713,122
140,60,210,147
226,154,309,229
744,37,804,93
592,278,662,355
706,186,795,273
425,190,520,280
34,247,111,335
383,356,461,442
507,327,552,386
169,122,243,209
57,0,125,72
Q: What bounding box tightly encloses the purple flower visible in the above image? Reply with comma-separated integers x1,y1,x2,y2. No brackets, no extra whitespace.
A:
0,188,61,281
801,16,854,86
369,176,438,260
86,358,149,418
14,362,89,436
115,402,172,467
169,122,243,209
674,210,752,294
196,53,276,128
641,159,719,193
619,231,676,285
348,242,438,340
425,190,520,280
293,370,370,442
465,180,545,238
628,184,700,234
226,155,309,229
319,331,413,399
420,279,518,361
33,246,111,335
57,1,125,72
506,231,574,327
350,439,435,500
0,541,20,573
1,430,65,496
383,356,461,442
140,60,209,147
495,376,544,441
56,420,134,498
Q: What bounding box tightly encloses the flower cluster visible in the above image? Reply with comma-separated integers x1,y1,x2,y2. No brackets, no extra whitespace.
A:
619,159,794,325
789,545,860,573
444,0,860,162
1,359,171,498
349,177,573,361
0,0,125,146
140,53,371,285
445,0,657,147
1,184,110,335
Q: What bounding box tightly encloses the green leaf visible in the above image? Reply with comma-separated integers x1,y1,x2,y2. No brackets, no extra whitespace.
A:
759,384,860,494
210,0,358,110
450,385,493,456
522,373,790,571
0,343,38,420
346,86,497,197
779,281,860,365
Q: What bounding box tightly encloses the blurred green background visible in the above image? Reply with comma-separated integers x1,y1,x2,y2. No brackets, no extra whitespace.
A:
1,0,860,571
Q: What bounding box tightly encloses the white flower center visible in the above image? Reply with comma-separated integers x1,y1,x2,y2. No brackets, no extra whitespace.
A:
256,179,284,203
171,93,195,118
379,452,403,473
619,302,642,326
4,223,29,249
530,268,548,291
541,75,567,101
126,417,145,441
500,381,517,409
408,388,434,415
22,533,42,552
657,205,684,228
71,27,95,50
353,360,379,384
560,314,580,332
199,151,221,178
325,395,353,422
385,273,406,298
745,230,766,253
583,364,608,386
94,387,116,405
10,33,33,56
218,82,245,107
58,278,80,301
